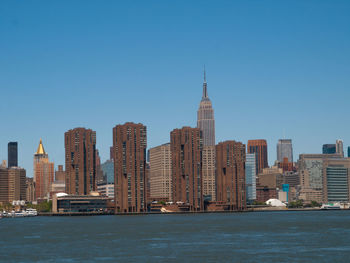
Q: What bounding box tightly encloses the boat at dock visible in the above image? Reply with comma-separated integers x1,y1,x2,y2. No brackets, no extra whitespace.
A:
0,208,38,218
321,203,341,210
26,208,38,216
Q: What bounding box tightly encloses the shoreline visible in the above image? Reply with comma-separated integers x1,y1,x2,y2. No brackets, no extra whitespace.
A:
37,207,347,216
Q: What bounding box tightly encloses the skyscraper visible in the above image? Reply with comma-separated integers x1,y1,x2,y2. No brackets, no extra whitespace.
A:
100,160,114,184
171,127,203,211
65,128,97,195
149,143,172,201
322,144,336,154
245,153,257,202
113,122,147,213
197,69,215,146
8,167,26,202
336,139,344,157
0,167,26,204
277,139,293,163
8,142,18,168
216,141,246,210
197,69,216,201
34,139,54,200
247,140,268,174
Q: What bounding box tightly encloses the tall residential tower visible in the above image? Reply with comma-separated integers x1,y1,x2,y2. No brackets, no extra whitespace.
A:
113,122,147,213
197,69,216,201
65,128,97,195
216,141,246,210
171,127,203,211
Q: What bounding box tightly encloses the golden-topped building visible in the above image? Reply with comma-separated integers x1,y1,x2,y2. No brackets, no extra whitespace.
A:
33,139,54,200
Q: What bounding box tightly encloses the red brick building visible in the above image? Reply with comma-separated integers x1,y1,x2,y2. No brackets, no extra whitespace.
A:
216,141,246,210
170,127,203,211
256,186,277,203
65,128,97,195
113,123,147,213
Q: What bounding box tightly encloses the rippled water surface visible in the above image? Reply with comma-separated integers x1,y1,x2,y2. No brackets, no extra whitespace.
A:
1,211,350,262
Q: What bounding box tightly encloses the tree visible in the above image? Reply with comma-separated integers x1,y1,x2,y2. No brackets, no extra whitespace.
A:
310,200,320,207
36,201,52,212
288,200,303,208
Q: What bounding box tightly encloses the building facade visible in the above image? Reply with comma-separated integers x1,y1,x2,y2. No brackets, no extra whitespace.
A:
283,171,300,187
113,123,147,213
278,157,294,172
247,139,268,174
322,144,336,154
0,167,26,204
8,168,26,202
26,177,35,202
216,141,246,210
65,128,97,195
245,153,256,202
97,183,114,199
34,139,54,200
298,154,331,190
149,143,172,201
258,167,284,190
297,153,345,203
55,165,65,182
277,139,293,163
52,193,109,213
171,127,203,211
322,158,350,203
50,181,66,197
336,139,344,157
100,160,114,184
197,70,216,201
0,168,8,203
8,142,18,168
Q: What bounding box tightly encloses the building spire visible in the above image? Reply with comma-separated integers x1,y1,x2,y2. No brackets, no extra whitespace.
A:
36,138,46,155
202,66,208,99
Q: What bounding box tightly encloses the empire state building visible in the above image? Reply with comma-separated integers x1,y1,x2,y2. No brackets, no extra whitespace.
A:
197,69,216,200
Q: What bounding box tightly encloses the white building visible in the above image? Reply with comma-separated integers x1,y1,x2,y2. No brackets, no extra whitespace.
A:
97,183,114,199
149,143,172,201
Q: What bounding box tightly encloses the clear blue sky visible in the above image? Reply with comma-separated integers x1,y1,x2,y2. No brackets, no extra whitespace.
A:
1,1,350,177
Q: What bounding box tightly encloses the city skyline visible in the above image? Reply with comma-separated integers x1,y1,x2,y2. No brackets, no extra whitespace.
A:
1,70,348,177
1,2,350,262
1,1,350,176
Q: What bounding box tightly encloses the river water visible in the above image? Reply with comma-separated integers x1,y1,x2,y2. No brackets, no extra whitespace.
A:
1,211,350,262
